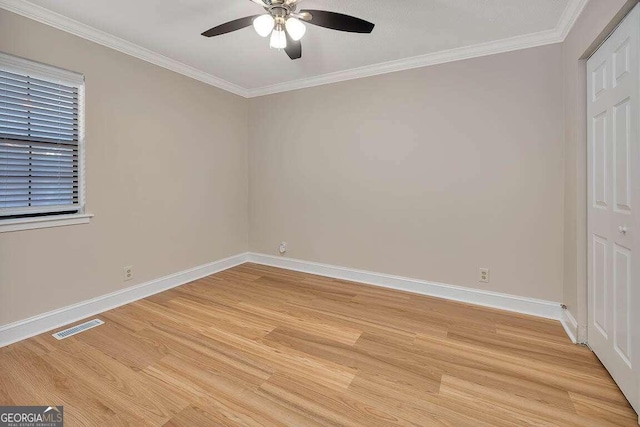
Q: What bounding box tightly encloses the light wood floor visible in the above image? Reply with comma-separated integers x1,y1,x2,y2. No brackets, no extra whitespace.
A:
1,263,637,426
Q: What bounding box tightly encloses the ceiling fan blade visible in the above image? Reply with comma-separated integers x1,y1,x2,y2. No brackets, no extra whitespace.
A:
291,11,312,22
201,15,259,37
284,31,302,60
249,0,269,7
300,10,374,33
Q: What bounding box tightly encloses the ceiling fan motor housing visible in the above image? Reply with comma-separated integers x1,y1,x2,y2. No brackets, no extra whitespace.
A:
269,4,293,19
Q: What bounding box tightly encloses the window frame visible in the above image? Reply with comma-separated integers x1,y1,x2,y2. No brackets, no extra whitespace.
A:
0,52,91,233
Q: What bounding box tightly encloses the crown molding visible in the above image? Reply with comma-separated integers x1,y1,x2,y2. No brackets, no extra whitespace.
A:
247,28,562,97
247,0,589,97
557,0,590,40
1,0,588,98
0,0,249,97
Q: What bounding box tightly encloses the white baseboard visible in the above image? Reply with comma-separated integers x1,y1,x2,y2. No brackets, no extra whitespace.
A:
560,308,579,344
1,251,571,348
577,324,588,344
247,253,563,321
0,252,249,347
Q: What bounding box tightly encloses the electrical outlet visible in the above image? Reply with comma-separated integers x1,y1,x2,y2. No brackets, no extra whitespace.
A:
479,268,490,283
124,266,133,281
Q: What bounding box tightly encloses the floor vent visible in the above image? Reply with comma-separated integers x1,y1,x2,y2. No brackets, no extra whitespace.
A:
52,319,104,340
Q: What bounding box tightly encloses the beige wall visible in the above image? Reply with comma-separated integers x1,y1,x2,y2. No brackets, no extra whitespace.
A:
0,10,249,325
562,0,636,336
249,44,564,301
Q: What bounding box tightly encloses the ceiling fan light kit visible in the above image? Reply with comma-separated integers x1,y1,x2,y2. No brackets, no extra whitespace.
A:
253,14,275,37
201,0,375,60
270,24,287,49
285,17,306,41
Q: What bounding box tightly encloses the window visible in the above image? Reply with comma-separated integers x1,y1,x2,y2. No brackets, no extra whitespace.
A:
0,52,89,231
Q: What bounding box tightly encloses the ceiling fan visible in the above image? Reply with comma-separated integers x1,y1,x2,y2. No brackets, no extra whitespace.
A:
201,0,375,60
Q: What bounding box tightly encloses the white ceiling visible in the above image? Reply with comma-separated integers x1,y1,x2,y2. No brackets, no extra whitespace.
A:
3,0,584,96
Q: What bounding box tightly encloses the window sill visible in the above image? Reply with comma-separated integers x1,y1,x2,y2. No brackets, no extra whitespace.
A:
0,213,94,233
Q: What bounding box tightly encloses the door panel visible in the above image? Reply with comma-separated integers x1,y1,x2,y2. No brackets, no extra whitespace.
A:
614,98,631,213
592,111,608,209
613,38,631,86
613,243,631,366
592,234,608,336
592,60,607,100
587,4,640,416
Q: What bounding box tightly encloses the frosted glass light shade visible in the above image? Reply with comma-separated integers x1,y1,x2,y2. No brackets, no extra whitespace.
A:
270,28,287,49
285,17,306,41
253,14,275,37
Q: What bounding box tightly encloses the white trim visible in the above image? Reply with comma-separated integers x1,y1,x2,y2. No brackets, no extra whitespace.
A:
78,73,86,215
0,213,93,233
0,251,574,347
248,30,562,97
577,323,588,344
561,308,579,344
0,50,83,85
247,253,564,321
0,51,87,219
0,0,248,97
0,252,249,347
556,0,590,40
0,0,587,98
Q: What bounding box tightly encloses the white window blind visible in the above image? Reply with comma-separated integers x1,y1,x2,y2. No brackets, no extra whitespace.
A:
0,53,84,219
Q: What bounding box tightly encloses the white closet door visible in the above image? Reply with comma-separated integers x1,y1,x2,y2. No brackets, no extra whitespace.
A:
587,4,640,416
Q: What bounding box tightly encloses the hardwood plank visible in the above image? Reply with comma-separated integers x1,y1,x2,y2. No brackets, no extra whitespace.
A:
569,392,638,426
283,299,422,342
1,345,121,426
144,356,318,426
235,301,363,345
164,405,241,427
414,334,629,408
347,373,513,427
256,372,413,427
41,341,189,425
263,328,442,393
72,317,165,372
199,325,358,391
439,374,630,427
136,327,274,387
